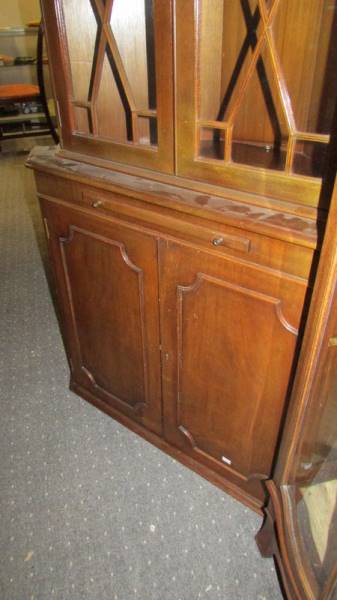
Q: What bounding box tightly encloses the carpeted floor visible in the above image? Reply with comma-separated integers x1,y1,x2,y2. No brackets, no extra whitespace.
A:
0,143,283,600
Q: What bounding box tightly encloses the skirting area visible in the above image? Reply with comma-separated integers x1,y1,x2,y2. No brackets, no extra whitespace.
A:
0,144,282,599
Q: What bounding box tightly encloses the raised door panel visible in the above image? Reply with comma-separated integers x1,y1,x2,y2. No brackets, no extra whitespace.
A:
40,198,162,434
159,239,308,503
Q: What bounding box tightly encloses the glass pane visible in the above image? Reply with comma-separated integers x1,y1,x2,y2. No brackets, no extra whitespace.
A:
74,107,90,134
292,302,337,592
61,0,157,144
199,128,225,160
293,141,328,178
232,141,286,171
137,116,157,146
231,45,288,171
197,0,337,176
61,0,97,103
95,53,128,143
199,0,263,123
273,0,337,135
110,0,156,111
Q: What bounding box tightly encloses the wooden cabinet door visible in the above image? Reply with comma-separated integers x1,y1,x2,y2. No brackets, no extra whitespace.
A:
159,239,308,503
41,198,162,435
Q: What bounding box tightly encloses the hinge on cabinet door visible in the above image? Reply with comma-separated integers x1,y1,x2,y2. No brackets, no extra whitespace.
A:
69,357,74,372
43,217,50,240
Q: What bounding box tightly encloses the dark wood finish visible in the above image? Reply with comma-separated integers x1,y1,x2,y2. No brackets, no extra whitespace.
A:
159,239,307,505
40,197,163,435
28,151,317,512
27,147,320,249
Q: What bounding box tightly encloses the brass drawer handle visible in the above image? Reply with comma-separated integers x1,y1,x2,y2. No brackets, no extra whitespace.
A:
212,237,224,246
92,200,103,209
211,234,251,253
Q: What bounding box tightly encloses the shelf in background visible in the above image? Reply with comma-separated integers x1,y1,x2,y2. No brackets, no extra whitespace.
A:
1,127,51,139
0,112,47,124
0,59,48,68
0,63,36,68
0,27,39,37
0,23,58,145
0,99,55,124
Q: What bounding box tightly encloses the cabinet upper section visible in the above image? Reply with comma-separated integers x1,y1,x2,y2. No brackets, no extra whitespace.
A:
42,0,337,206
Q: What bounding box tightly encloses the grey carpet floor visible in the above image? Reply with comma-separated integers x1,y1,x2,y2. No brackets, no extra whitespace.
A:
0,145,283,600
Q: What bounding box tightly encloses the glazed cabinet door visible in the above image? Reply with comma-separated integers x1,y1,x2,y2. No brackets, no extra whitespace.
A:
41,0,174,173
159,239,308,506
40,198,162,435
176,0,337,206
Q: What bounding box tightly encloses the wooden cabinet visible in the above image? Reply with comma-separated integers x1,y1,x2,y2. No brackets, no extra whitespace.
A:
32,168,315,512
27,1,337,596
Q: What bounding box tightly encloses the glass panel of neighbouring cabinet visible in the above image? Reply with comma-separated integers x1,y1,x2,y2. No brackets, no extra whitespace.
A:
197,0,337,179
292,304,337,595
61,0,157,146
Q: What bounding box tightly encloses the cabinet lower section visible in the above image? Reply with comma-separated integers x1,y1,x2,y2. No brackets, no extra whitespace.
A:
36,176,312,514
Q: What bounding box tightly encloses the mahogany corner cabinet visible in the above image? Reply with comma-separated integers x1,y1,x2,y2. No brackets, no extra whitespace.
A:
27,2,337,598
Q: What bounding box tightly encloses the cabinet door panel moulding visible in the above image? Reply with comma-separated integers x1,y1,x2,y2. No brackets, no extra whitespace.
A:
42,201,162,435
158,239,308,504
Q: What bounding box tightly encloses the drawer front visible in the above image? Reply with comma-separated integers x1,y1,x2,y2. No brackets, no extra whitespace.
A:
35,172,315,280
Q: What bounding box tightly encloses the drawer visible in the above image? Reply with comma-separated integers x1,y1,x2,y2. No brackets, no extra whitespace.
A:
81,188,315,280
84,189,251,252
35,172,315,280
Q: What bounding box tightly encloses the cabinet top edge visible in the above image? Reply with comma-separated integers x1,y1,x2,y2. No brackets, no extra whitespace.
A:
26,146,319,249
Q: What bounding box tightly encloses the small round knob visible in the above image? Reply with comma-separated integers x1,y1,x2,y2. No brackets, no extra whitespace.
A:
212,237,224,246
92,200,103,209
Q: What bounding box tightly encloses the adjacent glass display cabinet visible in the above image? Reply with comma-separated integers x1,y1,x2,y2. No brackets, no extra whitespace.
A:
27,2,337,597
257,143,337,599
